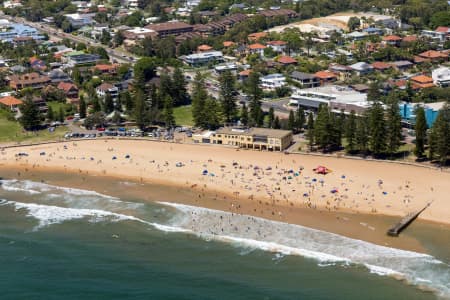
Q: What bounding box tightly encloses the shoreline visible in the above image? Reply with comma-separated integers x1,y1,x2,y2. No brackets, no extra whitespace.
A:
2,139,450,253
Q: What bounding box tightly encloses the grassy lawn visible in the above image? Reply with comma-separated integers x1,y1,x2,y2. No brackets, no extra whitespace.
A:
173,105,194,126
47,101,73,115
0,109,67,144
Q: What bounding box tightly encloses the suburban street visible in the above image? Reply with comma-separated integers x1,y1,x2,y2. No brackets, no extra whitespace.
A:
0,12,137,64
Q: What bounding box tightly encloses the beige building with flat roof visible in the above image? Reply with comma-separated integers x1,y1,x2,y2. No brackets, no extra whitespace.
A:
205,127,293,151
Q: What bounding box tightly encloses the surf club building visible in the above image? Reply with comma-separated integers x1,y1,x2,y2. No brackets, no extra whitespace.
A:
194,127,293,152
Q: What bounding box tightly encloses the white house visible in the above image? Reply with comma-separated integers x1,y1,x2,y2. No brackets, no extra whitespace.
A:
96,82,119,99
260,73,286,90
432,67,450,87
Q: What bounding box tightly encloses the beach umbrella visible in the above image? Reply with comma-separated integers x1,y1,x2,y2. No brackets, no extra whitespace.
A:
303,193,309,197
383,191,388,195
202,170,208,175
40,152,46,156
266,167,272,171
312,178,317,182
330,189,338,194
90,157,94,161
112,156,117,160
125,154,130,159
288,176,292,180
341,175,346,179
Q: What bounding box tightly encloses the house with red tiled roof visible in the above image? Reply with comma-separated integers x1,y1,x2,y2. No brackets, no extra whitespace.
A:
223,41,235,48
410,75,435,89
371,61,392,72
382,35,402,46
248,32,267,41
247,43,266,56
266,40,287,53
276,56,297,65
0,96,23,112
57,82,79,98
197,44,213,52
238,69,252,81
418,50,448,62
402,35,417,43
314,70,337,85
93,64,119,75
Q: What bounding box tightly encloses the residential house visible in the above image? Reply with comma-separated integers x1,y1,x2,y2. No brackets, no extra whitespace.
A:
349,62,373,75
0,95,22,111
290,71,320,88
371,61,392,72
181,51,224,66
410,75,435,89
350,84,369,93
32,96,48,113
416,50,448,63
328,64,352,81
260,73,286,90
362,27,384,35
276,56,297,66
247,43,266,57
248,32,267,42
96,82,119,99
197,44,213,52
62,51,101,66
391,60,413,71
0,22,44,42
8,72,50,90
420,27,448,43
29,57,46,71
93,64,119,75
432,66,450,87
48,69,71,84
57,82,79,98
382,35,402,46
344,31,367,41
238,69,252,81
266,40,287,53
64,13,95,28
314,70,337,85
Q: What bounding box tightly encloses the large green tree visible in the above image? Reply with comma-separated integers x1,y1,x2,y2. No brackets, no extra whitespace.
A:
191,72,208,128
429,103,450,165
385,96,402,156
369,101,387,156
219,70,237,123
345,110,357,153
246,72,264,127
414,106,427,158
19,99,40,130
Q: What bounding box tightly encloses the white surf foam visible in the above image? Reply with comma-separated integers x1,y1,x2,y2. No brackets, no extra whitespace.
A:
157,201,450,299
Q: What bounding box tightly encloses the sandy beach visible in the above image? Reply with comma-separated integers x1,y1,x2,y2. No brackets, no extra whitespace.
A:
1,139,449,249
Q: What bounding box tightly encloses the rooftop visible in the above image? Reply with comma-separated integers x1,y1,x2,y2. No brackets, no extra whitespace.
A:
216,127,292,139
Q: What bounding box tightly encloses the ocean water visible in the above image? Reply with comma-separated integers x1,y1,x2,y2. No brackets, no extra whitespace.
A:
0,179,449,300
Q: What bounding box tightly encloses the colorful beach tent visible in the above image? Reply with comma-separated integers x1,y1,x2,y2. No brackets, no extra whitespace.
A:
313,166,332,175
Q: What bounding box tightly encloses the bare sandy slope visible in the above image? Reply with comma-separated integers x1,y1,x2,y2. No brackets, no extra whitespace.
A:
1,139,449,225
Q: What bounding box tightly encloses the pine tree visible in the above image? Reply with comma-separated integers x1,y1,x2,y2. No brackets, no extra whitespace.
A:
414,106,427,158
385,96,402,156
121,91,133,113
134,88,147,129
367,81,381,102
46,106,54,121
159,73,173,100
171,67,189,106
79,95,86,118
191,72,207,128
204,98,221,129
246,72,263,127
240,103,249,126
163,95,175,128
58,106,65,123
20,99,40,130
369,101,387,156
306,112,314,151
268,107,275,128
288,110,295,131
355,113,370,153
104,93,114,114
314,104,331,151
219,70,237,123
429,103,450,165
345,110,357,152
92,95,101,113
295,106,305,132
273,116,281,129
